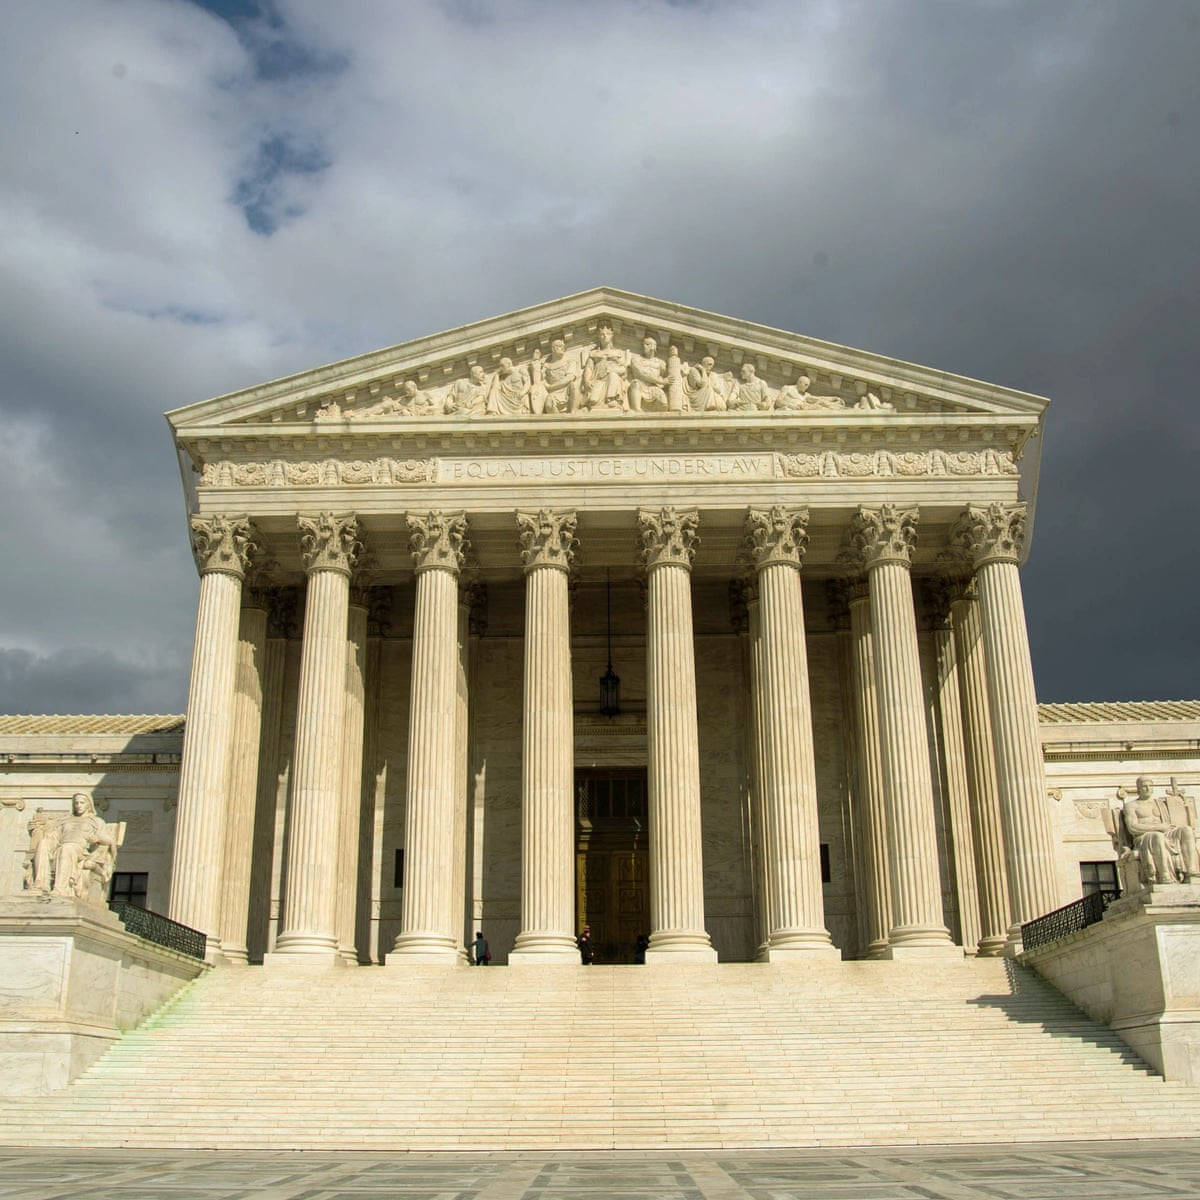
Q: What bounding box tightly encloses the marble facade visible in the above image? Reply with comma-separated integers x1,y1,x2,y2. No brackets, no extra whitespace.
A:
4,290,1194,971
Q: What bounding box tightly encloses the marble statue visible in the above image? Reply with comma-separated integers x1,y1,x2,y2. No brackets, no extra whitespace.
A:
664,346,684,412
529,339,580,414
726,363,775,413
775,374,847,413
681,355,730,412
445,364,491,418
628,337,670,413
23,793,124,904
1119,777,1200,886
581,323,629,412
487,357,532,417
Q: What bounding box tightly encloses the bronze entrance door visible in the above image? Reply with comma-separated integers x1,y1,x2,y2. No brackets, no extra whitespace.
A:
575,768,650,964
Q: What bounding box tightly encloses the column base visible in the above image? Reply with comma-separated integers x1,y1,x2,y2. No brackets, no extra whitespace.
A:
762,942,842,962
509,933,580,966
645,931,717,964
263,948,345,968
866,939,891,960
976,934,1009,957
217,943,250,966
388,932,463,966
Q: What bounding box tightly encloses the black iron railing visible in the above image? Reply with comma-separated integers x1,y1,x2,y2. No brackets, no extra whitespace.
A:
110,902,206,960
1021,889,1120,952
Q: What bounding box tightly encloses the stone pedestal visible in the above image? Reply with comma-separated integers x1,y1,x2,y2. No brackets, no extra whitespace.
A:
510,511,580,965
638,507,717,963
1022,885,1200,1085
391,512,470,965
0,897,207,1097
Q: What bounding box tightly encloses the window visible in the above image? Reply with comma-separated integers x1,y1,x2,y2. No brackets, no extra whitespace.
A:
820,844,831,884
394,848,405,889
1080,861,1118,898
109,872,149,908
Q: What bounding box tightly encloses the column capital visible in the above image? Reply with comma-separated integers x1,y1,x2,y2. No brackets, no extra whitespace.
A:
266,586,299,639
298,513,362,576
407,510,470,575
464,580,488,636
742,505,810,571
517,509,578,573
637,506,699,571
920,575,957,632
348,550,378,609
241,554,279,611
189,514,258,579
729,576,755,633
847,504,919,570
950,502,1027,568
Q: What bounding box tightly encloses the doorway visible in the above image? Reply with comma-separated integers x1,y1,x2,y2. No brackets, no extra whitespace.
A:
575,768,650,964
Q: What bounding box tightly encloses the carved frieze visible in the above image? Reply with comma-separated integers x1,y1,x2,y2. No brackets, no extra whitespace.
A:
408,510,470,574
742,506,810,571
778,448,1017,479
846,504,919,570
251,319,971,427
517,509,578,573
200,458,434,488
637,506,699,571
298,513,362,575
189,515,258,578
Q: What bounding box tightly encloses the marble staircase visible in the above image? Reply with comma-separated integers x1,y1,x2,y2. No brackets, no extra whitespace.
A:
2,958,1197,1150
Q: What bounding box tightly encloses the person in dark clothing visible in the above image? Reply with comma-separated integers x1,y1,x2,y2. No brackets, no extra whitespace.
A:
635,933,650,964
576,925,594,965
472,931,490,965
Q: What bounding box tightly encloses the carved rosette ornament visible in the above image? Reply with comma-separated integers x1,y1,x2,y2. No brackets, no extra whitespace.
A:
189,515,258,578
637,506,700,571
846,504,919,570
407,510,470,575
297,513,362,576
950,502,1027,568
517,509,579,573
742,506,810,571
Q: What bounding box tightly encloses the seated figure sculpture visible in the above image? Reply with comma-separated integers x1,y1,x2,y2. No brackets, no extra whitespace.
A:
23,793,124,904
1119,776,1200,887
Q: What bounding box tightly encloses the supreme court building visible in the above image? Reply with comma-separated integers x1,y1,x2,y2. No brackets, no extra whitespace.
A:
150,288,1074,968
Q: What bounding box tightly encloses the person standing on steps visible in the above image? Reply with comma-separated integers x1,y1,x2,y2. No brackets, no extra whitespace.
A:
472,931,490,965
576,925,594,965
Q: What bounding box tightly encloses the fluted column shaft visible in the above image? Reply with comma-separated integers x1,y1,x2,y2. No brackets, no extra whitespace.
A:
929,609,982,953
737,583,771,958
848,505,954,955
639,507,716,962
511,509,578,961
334,596,368,964
274,513,360,960
847,587,892,957
953,503,1058,947
744,507,835,959
951,586,1010,955
393,510,470,963
217,599,267,963
169,515,257,959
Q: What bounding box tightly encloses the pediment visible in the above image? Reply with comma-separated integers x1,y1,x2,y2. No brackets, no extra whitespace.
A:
166,288,1047,435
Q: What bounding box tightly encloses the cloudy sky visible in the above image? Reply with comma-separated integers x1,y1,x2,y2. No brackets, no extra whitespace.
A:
0,0,1196,714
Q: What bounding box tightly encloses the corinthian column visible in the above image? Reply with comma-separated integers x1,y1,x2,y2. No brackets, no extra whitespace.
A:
638,507,717,962
169,515,258,959
217,572,270,964
948,575,1011,955
846,505,955,956
743,507,836,959
272,513,361,961
510,509,579,964
842,575,892,958
333,582,369,964
391,511,470,964
951,503,1057,948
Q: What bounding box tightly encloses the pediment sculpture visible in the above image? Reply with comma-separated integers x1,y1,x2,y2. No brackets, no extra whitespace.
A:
21,793,126,906
1102,776,1200,892
310,322,898,424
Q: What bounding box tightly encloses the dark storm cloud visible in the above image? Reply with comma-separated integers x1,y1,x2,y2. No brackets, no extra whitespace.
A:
0,0,1196,711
